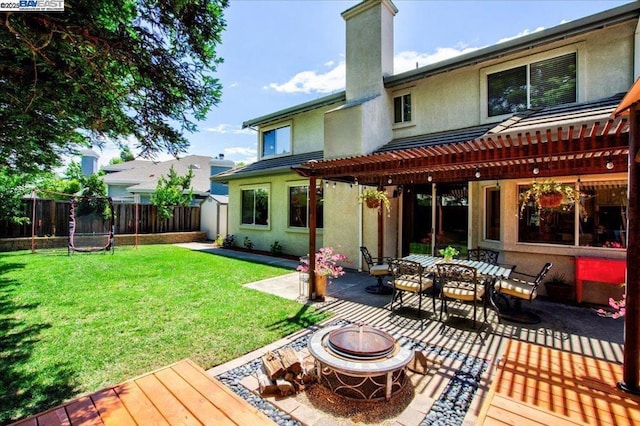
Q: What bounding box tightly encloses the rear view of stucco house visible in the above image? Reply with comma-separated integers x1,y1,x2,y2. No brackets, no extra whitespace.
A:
214,0,638,305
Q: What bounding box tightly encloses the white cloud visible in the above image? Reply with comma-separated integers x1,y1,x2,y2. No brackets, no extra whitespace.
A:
394,46,481,73
265,45,484,94
497,26,545,44
265,61,346,94
204,123,254,135
224,146,257,164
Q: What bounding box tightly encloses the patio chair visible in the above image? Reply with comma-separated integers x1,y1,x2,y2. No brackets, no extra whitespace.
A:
467,247,499,265
437,263,486,330
389,258,436,318
360,246,392,295
493,262,553,324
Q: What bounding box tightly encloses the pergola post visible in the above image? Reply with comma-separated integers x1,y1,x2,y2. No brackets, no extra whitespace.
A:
620,103,640,394
377,189,384,263
307,176,317,301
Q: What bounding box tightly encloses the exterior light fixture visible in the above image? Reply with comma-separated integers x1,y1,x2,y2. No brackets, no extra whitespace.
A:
325,181,329,188
605,158,614,170
388,176,392,184
532,166,540,175
474,168,481,179
354,177,359,186
427,174,433,182
332,182,336,188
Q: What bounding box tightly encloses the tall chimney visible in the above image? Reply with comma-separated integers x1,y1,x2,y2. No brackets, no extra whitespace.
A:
342,0,397,102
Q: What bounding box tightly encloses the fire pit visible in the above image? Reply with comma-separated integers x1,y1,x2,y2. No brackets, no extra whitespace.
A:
308,323,412,400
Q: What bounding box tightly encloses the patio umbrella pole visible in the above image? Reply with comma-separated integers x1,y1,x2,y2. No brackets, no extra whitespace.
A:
620,103,640,394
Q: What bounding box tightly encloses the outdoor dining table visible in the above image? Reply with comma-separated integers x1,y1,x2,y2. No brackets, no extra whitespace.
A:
401,254,514,320
402,254,513,280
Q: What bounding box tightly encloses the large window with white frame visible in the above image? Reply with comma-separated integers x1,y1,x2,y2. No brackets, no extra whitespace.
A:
485,51,577,118
485,186,501,241
517,179,627,249
393,93,412,124
261,124,291,158
288,183,323,229
241,186,269,226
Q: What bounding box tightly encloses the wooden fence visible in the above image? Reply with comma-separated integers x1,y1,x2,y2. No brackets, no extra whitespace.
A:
0,199,201,238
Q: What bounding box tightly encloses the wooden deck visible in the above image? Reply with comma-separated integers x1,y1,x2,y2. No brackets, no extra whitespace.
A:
478,339,640,426
11,359,275,426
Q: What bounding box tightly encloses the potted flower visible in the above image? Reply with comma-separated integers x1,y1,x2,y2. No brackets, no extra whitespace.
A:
358,188,391,214
439,245,459,262
520,179,579,215
297,247,348,300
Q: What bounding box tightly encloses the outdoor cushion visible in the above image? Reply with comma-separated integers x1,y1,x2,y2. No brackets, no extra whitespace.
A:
442,281,484,301
393,275,433,292
496,278,537,300
369,264,390,276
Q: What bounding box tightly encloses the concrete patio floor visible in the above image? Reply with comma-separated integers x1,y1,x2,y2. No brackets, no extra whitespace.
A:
176,243,625,425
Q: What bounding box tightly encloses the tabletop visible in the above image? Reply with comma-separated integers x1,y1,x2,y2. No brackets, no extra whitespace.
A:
403,254,513,279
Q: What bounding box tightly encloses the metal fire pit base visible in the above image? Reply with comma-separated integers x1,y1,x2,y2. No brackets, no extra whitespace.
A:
308,325,413,401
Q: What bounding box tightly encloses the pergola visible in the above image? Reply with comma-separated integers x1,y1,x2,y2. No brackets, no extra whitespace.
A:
293,94,639,393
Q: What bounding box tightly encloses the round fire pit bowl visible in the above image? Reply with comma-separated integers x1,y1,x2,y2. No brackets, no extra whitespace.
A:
308,324,412,401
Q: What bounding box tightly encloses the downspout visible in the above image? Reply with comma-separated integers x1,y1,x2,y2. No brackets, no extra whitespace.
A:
634,20,640,80
358,184,363,271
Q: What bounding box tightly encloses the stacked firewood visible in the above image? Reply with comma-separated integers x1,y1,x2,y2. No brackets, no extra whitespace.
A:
258,348,316,396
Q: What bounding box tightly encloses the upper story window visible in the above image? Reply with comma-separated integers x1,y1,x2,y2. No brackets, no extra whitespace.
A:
486,52,577,117
393,93,411,124
261,124,291,158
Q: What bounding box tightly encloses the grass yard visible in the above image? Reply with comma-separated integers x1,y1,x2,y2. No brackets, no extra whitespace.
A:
0,244,328,423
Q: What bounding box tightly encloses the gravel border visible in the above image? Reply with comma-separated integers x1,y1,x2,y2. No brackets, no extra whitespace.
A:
215,320,488,426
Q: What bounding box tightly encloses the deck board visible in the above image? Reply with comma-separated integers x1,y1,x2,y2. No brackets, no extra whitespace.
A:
479,340,640,426
10,359,275,426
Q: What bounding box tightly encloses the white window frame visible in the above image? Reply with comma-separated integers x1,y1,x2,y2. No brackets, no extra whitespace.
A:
483,184,501,242
259,121,292,159
480,44,585,123
286,181,323,231
239,183,270,229
392,90,413,128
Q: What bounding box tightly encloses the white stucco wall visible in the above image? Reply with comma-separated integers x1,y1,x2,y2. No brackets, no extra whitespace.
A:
389,20,636,139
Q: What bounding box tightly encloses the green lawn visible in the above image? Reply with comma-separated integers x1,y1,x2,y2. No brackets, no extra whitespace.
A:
0,244,328,423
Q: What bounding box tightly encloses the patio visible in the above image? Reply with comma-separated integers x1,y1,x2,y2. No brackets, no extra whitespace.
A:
202,246,633,425
10,244,634,425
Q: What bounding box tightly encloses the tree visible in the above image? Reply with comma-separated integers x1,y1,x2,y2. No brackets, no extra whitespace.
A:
0,0,228,176
151,166,194,220
120,146,135,162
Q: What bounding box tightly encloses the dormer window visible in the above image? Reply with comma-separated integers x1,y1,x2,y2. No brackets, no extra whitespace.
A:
485,51,577,118
393,93,411,123
261,124,291,158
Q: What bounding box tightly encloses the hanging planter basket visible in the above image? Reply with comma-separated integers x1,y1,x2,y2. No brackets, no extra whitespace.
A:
365,198,380,209
538,192,564,208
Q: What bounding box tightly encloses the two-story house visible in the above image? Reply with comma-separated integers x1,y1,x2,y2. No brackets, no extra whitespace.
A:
214,0,639,304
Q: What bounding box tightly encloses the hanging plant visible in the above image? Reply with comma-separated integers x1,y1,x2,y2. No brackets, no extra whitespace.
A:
358,188,391,214
519,179,579,216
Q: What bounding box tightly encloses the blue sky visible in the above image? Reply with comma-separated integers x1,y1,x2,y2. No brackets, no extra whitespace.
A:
96,0,634,167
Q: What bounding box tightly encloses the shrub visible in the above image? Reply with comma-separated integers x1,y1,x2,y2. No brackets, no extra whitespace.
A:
243,236,253,250
222,234,234,248
270,241,283,256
